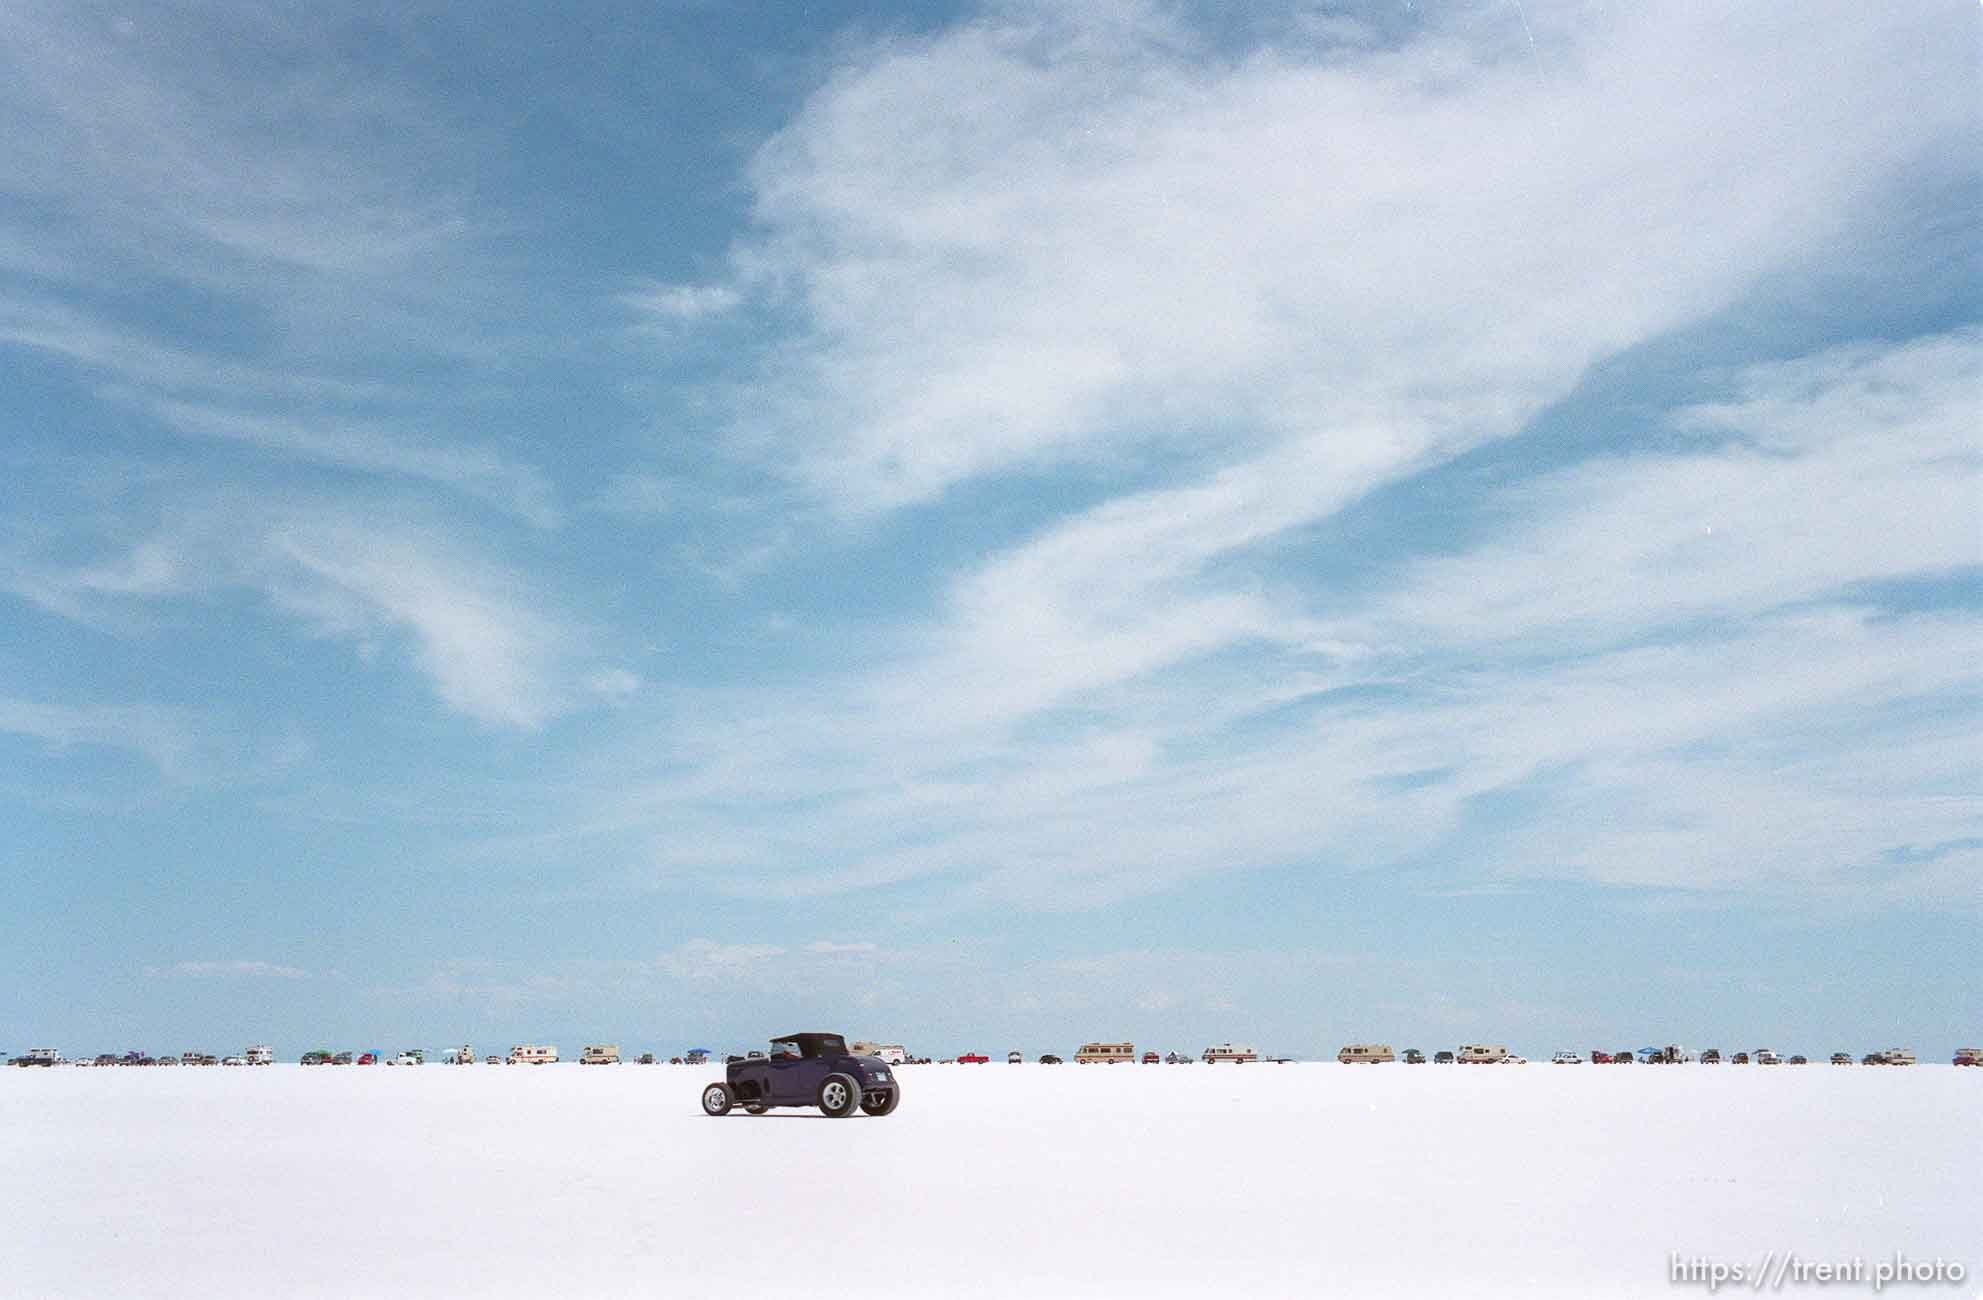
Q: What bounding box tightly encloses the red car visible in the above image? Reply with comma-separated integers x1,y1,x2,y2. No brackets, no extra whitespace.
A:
1591,1052,1612,1064
1141,1052,1160,1064
956,1053,989,1064
356,1052,378,1066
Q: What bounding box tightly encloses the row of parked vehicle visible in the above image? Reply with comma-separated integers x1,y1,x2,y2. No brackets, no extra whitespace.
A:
14,1043,1980,1068
1324,1044,1969,1066
7,1046,275,1067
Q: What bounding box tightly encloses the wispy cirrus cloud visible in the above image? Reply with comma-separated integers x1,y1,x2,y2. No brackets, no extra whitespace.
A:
0,693,208,780
702,0,1964,517
621,281,743,324
566,327,1979,915
5,495,623,729
0,3,563,534
0,0,476,285
147,400,561,529
146,960,309,980
554,0,1981,917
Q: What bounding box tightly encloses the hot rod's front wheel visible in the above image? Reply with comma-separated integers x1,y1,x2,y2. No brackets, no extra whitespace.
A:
701,1083,734,1116
818,1073,860,1117
860,1087,900,1117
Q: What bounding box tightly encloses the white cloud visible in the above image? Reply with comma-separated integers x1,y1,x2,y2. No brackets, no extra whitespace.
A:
147,960,309,980
580,327,1978,913
8,497,598,730
0,8,559,539
1349,331,1982,652
0,694,207,780
145,400,561,528
721,0,1964,515
586,668,643,700
0,2,475,282
0,299,390,402
622,281,743,323
549,0,1980,916
655,939,788,980
261,517,580,730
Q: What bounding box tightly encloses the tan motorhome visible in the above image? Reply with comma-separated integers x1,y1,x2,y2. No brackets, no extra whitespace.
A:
580,1044,620,1065
1338,1043,1396,1064
1201,1042,1259,1064
1075,1041,1136,1064
1456,1043,1509,1064
508,1044,558,1065
1882,1047,1917,1066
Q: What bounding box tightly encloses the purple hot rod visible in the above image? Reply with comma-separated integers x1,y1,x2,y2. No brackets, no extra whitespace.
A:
700,1032,901,1118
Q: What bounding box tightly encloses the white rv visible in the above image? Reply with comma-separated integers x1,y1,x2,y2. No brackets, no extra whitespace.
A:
581,1044,621,1065
244,1045,273,1066
1882,1047,1917,1066
508,1044,558,1065
1201,1042,1259,1064
851,1042,909,1064
1456,1043,1509,1064
1338,1043,1395,1064
1075,1041,1136,1064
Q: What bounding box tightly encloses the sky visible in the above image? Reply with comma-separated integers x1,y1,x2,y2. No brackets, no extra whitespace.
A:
1,0,1977,1062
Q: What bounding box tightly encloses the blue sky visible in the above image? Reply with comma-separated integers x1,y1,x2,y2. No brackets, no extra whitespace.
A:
2,0,1977,1061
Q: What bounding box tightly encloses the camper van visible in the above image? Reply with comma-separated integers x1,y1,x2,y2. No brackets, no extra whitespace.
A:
1075,1041,1136,1064
1882,1048,1917,1066
244,1045,273,1066
508,1044,558,1065
1338,1043,1395,1064
581,1044,621,1065
1456,1044,1509,1064
1200,1042,1259,1064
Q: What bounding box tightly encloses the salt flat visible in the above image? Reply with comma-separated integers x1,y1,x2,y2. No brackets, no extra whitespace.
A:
4,1063,1976,1298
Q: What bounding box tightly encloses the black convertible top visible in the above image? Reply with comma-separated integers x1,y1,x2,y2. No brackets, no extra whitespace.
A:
770,1033,849,1058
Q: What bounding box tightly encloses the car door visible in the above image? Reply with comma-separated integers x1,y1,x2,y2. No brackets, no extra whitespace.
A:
762,1052,808,1104
789,1053,835,1105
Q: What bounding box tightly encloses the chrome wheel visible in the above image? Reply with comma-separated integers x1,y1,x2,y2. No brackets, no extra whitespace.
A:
821,1081,850,1110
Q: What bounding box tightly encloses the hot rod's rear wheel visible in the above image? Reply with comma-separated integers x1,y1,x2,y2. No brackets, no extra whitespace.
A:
818,1073,860,1117
701,1083,734,1116
860,1088,900,1117
744,1103,768,1115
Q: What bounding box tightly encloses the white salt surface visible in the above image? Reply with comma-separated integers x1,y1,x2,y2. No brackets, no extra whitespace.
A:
4,1063,1976,1298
